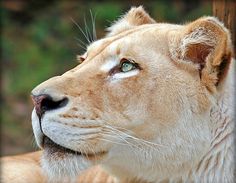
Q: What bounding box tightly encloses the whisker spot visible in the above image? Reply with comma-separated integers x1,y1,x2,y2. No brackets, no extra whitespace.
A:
72,107,78,111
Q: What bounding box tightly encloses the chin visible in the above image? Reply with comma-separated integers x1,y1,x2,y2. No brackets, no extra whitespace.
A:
40,137,92,182
40,136,109,181
42,150,91,182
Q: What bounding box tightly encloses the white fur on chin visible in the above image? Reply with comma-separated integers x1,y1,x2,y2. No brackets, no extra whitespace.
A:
41,151,91,183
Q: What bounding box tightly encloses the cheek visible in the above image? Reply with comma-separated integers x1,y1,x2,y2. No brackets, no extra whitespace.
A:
147,94,180,122
102,80,150,128
72,73,107,111
105,78,143,108
85,90,105,113
145,78,184,126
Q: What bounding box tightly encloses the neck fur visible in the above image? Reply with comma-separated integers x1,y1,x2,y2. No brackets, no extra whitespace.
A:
168,61,235,183
189,90,234,182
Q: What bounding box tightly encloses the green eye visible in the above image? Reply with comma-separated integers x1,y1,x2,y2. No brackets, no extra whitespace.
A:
120,60,136,72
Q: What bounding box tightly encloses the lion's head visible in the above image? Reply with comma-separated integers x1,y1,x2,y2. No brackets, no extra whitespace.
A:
31,6,233,182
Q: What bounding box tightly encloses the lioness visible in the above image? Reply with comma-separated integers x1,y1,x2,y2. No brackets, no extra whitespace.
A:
1,6,235,183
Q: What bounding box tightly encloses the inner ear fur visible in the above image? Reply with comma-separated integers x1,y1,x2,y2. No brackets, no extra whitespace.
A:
170,17,233,93
106,6,156,37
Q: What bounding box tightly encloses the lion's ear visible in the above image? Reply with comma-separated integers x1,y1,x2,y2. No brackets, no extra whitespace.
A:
106,6,155,37
170,17,233,93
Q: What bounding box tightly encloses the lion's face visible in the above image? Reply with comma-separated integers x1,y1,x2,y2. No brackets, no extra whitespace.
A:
31,7,232,181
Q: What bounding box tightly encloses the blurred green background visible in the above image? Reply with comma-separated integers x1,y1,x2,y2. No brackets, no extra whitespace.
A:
1,0,211,156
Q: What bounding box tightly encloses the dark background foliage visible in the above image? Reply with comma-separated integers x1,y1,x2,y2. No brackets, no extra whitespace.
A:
1,0,211,156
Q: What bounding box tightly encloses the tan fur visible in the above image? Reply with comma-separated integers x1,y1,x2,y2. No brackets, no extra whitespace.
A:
1,152,47,183
1,152,114,183
1,6,234,183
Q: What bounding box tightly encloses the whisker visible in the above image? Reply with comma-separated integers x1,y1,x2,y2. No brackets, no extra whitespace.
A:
76,43,87,51
75,38,87,50
83,16,93,43
102,129,150,161
103,130,142,150
90,9,97,41
97,137,131,146
104,124,167,149
70,17,91,44
75,37,87,47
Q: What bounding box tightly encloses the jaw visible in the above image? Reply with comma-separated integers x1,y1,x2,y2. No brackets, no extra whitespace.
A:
41,137,109,181
42,147,139,182
40,122,211,183
40,137,139,182
41,149,110,182
100,118,212,182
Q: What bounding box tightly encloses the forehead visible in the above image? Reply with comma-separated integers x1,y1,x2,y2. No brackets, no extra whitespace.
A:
86,23,182,58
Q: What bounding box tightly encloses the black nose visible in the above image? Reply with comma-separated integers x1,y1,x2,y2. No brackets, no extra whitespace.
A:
31,94,68,119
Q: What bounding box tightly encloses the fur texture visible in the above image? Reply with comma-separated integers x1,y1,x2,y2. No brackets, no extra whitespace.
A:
1,6,235,183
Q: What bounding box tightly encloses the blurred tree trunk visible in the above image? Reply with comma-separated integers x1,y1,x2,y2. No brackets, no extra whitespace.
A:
212,0,236,54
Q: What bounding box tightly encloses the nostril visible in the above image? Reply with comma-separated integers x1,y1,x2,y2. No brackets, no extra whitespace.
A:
32,94,68,118
41,96,68,112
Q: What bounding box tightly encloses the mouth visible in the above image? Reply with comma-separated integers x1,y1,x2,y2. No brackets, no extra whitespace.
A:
42,136,107,160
